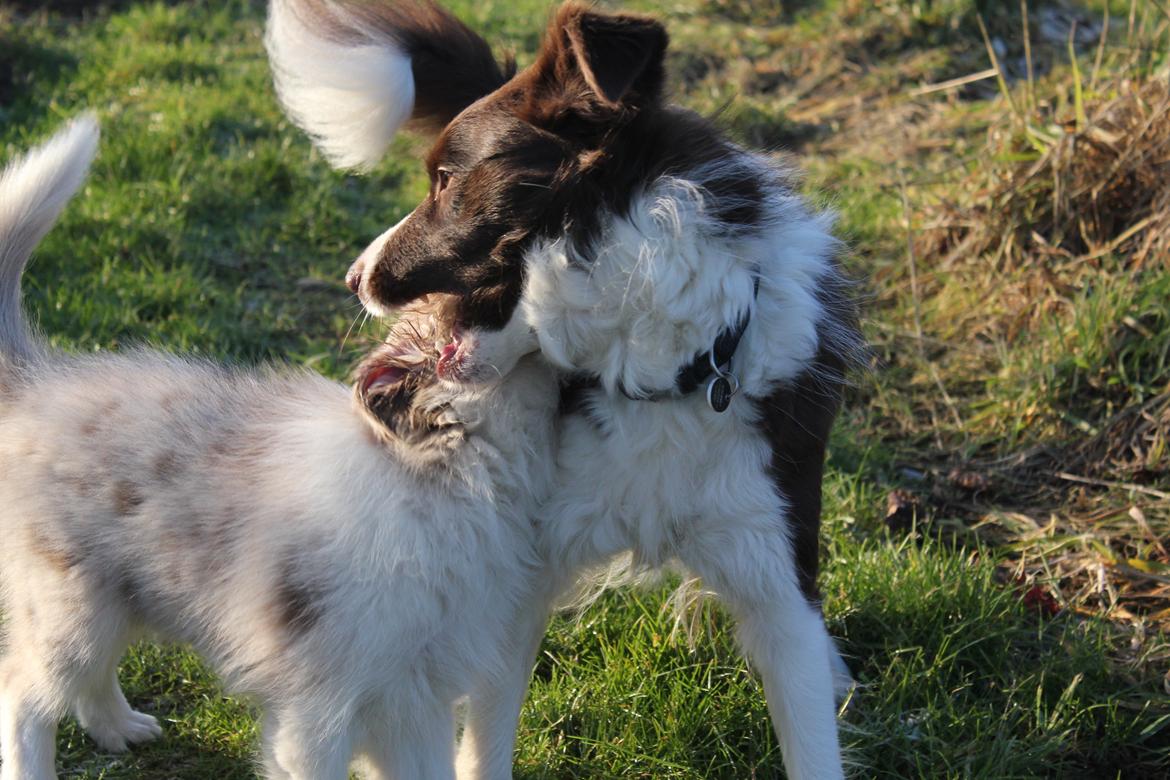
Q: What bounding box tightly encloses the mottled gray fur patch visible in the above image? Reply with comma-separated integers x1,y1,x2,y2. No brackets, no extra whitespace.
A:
112,480,143,516
28,526,82,572
151,450,182,481
274,552,325,639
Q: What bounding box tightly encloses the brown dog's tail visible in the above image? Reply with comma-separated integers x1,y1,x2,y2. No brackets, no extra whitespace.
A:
265,0,509,171
0,114,99,375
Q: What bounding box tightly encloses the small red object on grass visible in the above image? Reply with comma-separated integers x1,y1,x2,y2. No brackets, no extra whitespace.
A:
1020,583,1061,618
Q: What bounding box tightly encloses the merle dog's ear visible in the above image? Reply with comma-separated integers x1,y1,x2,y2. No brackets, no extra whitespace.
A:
526,2,667,123
266,0,510,171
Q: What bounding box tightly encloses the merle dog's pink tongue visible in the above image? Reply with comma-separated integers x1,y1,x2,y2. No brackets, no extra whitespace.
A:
436,326,463,377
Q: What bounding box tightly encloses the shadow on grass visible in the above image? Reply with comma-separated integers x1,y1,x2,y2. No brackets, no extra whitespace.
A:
58,710,256,780
0,34,78,108
826,533,1170,777
5,0,184,15
701,0,823,26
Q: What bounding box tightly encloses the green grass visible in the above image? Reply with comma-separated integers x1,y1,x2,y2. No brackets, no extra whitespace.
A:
2,1,1168,777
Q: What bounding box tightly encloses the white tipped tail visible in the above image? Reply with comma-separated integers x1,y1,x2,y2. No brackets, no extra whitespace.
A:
266,0,414,171
0,114,100,371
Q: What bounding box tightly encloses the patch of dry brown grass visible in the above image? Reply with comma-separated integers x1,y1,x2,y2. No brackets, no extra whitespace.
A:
892,66,1170,633
918,77,1170,338
662,0,1170,642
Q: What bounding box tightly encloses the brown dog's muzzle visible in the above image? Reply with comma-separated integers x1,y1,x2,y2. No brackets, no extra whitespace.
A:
345,259,363,295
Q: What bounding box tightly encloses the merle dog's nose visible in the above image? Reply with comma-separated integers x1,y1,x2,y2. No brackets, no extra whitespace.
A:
345,259,363,295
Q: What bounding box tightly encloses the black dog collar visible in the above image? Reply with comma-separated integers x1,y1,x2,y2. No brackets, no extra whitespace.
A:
619,274,759,413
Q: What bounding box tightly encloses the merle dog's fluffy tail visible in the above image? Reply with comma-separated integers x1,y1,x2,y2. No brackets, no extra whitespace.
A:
0,115,99,374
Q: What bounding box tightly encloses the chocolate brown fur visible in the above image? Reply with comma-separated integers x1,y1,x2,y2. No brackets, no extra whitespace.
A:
292,0,512,134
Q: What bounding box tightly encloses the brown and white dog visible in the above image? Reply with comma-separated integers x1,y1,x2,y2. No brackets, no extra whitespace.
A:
267,2,863,778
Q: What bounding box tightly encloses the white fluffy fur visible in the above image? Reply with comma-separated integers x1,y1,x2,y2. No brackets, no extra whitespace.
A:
521,175,757,397
0,114,98,369
459,161,852,780
266,0,414,170
521,159,838,398
0,120,556,780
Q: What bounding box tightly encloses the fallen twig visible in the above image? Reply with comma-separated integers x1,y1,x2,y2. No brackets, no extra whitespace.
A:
1055,471,1170,500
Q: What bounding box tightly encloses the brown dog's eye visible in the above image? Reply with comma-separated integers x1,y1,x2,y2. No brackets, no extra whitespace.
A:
436,168,452,195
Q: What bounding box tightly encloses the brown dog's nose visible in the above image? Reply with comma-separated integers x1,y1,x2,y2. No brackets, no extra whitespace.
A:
345,259,363,295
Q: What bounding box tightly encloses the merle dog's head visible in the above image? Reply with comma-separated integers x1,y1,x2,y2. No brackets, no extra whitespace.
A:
268,0,806,396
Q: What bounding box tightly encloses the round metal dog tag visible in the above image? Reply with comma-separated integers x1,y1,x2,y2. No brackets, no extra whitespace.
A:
707,376,732,413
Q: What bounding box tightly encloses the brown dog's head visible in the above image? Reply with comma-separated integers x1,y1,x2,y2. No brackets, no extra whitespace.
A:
269,0,679,327
269,0,784,396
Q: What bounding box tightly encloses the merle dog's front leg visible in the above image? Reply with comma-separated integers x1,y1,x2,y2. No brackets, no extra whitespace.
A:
455,571,562,780
680,521,845,780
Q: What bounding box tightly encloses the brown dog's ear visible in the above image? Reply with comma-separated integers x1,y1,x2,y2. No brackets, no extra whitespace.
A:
525,2,668,125
564,10,668,108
